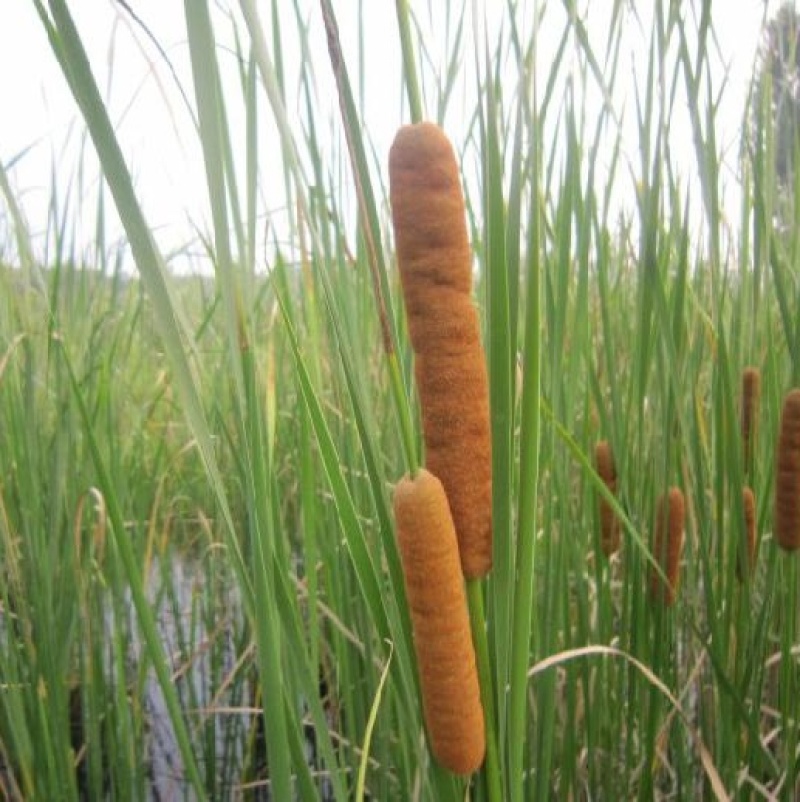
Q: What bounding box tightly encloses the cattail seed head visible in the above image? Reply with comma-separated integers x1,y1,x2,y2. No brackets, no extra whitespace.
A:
774,388,800,552
738,486,757,580
390,123,493,578
741,367,760,472
392,469,486,775
649,488,685,607
595,440,620,556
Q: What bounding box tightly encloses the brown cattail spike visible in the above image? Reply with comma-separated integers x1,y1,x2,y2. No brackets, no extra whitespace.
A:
389,123,492,578
649,488,685,607
738,486,757,580
392,469,486,774
774,389,800,551
741,367,760,474
595,441,621,556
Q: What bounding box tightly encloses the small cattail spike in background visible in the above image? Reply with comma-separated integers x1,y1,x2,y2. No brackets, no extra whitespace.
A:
774,388,800,552
595,440,621,556
392,469,486,775
649,487,686,607
741,367,760,476
738,486,757,580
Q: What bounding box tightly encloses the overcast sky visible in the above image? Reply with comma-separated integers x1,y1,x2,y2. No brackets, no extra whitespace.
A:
0,1,779,272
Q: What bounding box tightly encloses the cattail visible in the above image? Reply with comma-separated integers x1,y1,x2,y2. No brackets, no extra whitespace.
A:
774,388,800,551
389,123,492,578
595,440,621,556
741,367,760,472
649,488,685,607
392,469,486,774
738,486,757,580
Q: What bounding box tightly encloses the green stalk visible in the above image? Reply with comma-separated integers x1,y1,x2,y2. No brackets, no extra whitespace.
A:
395,0,424,123
318,0,418,478
779,557,799,794
508,113,542,801
466,579,502,802
388,351,420,476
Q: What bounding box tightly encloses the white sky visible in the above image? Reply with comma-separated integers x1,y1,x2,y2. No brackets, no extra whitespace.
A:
0,1,782,273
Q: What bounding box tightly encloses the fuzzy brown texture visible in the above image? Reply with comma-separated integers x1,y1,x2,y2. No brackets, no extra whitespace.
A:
741,367,760,471
649,488,685,607
595,441,621,556
392,469,486,775
402,289,481,356
738,486,757,581
412,347,493,576
389,124,472,296
389,122,493,578
774,389,800,551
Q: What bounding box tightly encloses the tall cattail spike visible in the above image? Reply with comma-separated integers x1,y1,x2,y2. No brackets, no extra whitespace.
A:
390,122,493,578
393,469,486,774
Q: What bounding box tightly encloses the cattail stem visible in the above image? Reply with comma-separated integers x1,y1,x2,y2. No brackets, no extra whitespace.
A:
778,558,799,791
466,579,503,802
394,0,424,123
389,351,420,476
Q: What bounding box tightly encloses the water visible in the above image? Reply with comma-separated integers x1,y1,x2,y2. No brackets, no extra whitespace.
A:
0,553,335,800
131,555,333,801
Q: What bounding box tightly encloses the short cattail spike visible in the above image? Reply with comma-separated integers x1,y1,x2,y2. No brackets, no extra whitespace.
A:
741,367,760,474
774,389,800,552
389,123,492,578
649,488,685,607
392,469,486,774
738,486,757,580
595,440,621,556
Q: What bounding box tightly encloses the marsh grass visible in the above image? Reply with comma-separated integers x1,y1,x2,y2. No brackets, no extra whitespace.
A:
1,0,799,798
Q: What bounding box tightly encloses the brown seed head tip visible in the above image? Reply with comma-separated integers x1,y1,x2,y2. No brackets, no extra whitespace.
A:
595,441,617,486
649,487,685,607
742,367,760,408
388,123,472,296
595,441,620,556
391,469,486,774
390,122,456,175
774,389,800,551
